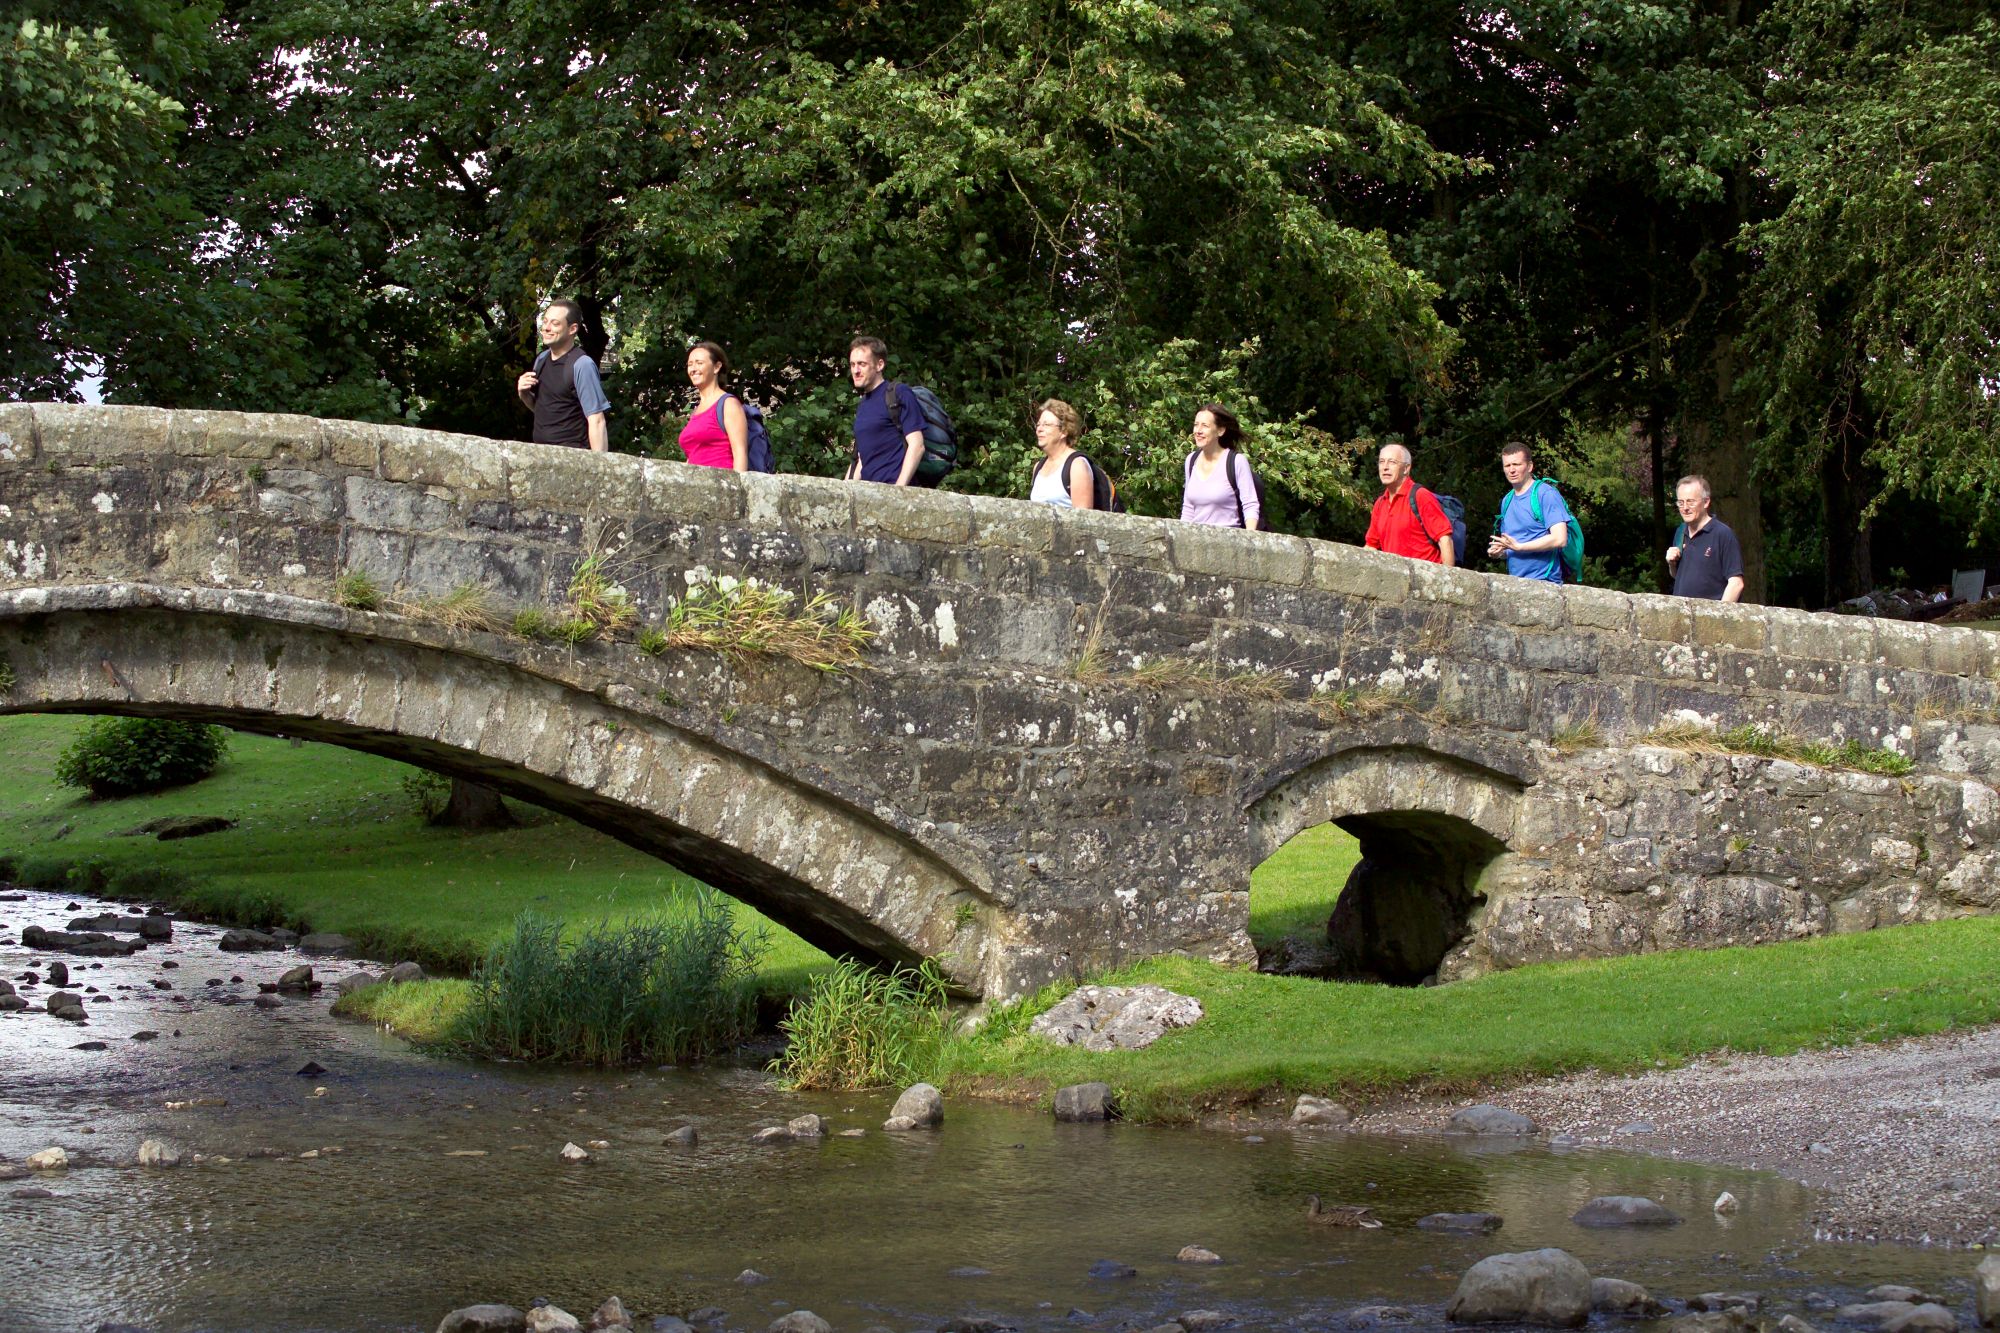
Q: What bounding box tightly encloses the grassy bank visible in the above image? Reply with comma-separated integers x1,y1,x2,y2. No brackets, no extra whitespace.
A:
0,714,830,992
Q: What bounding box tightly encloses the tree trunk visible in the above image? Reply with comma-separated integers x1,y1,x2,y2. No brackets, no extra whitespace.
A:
431,778,517,830
1820,380,1876,605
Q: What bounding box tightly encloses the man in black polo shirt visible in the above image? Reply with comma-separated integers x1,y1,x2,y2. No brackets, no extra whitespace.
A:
1666,473,1746,602
516,299,610,452
843,335,930,487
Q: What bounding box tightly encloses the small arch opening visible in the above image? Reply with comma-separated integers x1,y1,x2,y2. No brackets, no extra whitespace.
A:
1250,812,1506,986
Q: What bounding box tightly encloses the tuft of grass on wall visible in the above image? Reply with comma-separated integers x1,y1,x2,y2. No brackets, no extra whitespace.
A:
334,570,383,611
1642,720,1914,776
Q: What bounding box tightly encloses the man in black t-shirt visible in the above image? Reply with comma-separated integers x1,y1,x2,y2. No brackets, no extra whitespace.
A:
1666,474,1746,602
516,299,610,451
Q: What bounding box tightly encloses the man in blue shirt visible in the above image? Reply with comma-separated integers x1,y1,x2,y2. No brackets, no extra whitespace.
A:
1486,442,1572,581
516,299,610,451
844,335,930,487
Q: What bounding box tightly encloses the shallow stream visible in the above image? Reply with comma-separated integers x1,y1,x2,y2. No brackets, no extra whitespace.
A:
0,888,1980,1333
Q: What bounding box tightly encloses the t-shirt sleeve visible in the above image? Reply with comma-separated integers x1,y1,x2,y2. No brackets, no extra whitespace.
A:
572,357,610,417
1234,453,1262,529
891,386,925,440
1544,485,1574,531
1415,488,1451,545
1718,526,1745,579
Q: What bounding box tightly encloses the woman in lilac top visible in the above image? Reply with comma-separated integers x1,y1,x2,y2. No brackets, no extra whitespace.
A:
1181,404,1262,529
677,341,749,470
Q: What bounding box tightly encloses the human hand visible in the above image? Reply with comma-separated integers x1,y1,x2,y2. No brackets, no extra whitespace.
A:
516,371,538,394
1487,535,1507,558
1665,545,1681,565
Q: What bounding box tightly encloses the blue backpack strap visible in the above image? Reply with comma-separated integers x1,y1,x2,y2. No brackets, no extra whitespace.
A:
1407,485,1437,547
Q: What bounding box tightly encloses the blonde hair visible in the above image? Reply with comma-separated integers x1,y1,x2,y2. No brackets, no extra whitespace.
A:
1036,398,1084,445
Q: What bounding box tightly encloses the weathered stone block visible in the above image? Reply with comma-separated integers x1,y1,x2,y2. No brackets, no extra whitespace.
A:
1495,577,1566,628
971,498,1055,555
499,440,645,515
1056,506,1170,564
1769,605,1872,665
35,403,173,460
1690,602,1769,652
1875,619,1934,672
854,485,973,545
1629,593,1693,644
643,455,752,522
1168,524,1309,586
1409,560,1489,611
345,476,454,531
320,417,389,470
1307,544,1411,603
1560,582,1632,632
380,430,505,494
0,402,38,464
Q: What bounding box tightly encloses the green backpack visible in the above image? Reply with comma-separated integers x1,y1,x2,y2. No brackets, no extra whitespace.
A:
1495,479,1585,582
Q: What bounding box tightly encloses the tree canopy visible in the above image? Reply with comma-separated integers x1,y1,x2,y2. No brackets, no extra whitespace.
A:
5,0,1996,602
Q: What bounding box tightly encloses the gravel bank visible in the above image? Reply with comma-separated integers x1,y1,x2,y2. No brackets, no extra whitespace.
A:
1346,1026,2000,1249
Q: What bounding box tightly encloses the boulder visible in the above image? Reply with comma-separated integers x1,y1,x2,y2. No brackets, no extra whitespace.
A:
1977,1255,2000,1329
1571,1196,1682,1228
1713,1191,1739,1214
136,1139,181,1168
1837,1304,1922,1329
1446,1248,1592,1327
735,1270,770,1286
787,1114,826,1138
751,1127,792,1145
664,1126,698,1148
0,978,12,996
331,972,380,996
1691,1295,1761,1314
1178,1313,1231,1332
1884,1308,1958,1333
1028,984,1203,1051
1176,1246,1222,1264
1290,1094,1351,1127
26,1147,68,1170
560,1142,590,1163
525,1309,580,1333
0,995,25,1012
1873,1289,1943,1308
389,960,426,983
767,1315,832,1333
1448,1104,1537,1136
1591,1279,1668,1318
48,961,69,987
268,927,300,945
437,1309,527,1333
881,1116,920,1133
252,995,282,1009
889,1083,944,1128
1053,1082,1116,1122
277,965,315,992
218,929,282,952
1418,1213,1504,1235
298,933,354,955
138,917,172,940
587,1298,633,1331
47,991,87,1021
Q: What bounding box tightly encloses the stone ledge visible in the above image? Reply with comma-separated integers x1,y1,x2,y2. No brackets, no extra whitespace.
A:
1055,506,1170,564
1306,545,1411,603
33,403,174,460
853,484,973,545
969,496,1056,555
1168,523,1310,586
498,439,648,517
0,402,38,464
379,429,506,494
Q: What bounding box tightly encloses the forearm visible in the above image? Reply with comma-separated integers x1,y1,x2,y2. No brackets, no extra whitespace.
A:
518,390,536,411
587,413,608,453
1722,576,1745,603
895,433,925,486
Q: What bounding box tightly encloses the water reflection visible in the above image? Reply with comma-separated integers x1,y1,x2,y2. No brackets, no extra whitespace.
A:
0,889,1974,1333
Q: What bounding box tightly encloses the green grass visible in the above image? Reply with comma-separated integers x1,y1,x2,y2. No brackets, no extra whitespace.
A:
1246,821,1358,951
938,918,2000,1120
0,714,830,992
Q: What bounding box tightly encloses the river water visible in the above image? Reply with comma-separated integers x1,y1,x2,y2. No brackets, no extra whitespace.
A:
0,887,1978,1333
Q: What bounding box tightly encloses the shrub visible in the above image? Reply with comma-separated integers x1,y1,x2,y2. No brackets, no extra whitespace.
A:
399,768,451,820
455,895,763,1064
775,959,954,1090
54,718,231,798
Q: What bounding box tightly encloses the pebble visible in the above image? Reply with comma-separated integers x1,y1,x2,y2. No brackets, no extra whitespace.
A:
559,1142,590,1164
1176,1245,1223,1264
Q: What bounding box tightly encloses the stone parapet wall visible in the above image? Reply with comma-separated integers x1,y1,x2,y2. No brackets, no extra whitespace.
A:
2,402,1997,996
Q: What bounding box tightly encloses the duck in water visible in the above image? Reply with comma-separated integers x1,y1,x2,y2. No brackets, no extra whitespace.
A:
1306,1195,1384,1228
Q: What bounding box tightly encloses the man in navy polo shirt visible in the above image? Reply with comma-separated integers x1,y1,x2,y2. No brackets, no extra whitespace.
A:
1666,474,1746,602
844,335,930,487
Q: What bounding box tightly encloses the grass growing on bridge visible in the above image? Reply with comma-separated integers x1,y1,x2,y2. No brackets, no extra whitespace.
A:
941,916,2000,1120
0,714,830,990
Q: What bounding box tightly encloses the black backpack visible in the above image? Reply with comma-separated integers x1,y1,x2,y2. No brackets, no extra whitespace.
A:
1030,452,1125,513
1184,446,1266,530
1409,485,1468,563
712,395,775,473
884,382,958,483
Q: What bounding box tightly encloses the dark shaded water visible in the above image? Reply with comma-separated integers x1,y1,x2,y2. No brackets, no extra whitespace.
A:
0,889,1980,1333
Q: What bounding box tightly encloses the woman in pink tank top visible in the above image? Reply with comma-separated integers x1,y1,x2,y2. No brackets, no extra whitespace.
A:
679,341,749,470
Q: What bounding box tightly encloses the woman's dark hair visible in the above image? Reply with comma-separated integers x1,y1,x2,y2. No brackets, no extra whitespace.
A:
689,340,729,379
1197,403,1243,449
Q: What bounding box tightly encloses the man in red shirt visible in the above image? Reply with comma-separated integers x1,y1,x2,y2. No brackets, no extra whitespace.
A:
1364,442,1456,565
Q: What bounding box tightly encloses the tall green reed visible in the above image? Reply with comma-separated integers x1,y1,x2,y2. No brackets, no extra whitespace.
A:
775,959,955,1090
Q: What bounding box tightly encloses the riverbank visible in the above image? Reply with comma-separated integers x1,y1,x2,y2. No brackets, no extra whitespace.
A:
1336,1023,2000,1249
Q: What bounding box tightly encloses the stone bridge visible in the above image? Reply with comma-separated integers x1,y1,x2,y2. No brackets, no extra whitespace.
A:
3,403,1999,1001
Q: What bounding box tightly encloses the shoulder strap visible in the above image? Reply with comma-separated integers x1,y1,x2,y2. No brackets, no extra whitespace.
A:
1224,447,1246,527
1528,478,1545,526
1185,449,1198,480
1674,521,1688,548
1408,485,1437,545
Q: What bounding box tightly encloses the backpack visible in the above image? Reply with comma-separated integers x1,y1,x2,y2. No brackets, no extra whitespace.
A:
713,395,775,473
1493,479,1585,582
1031,451,1125,513
883,382,958,483
1184,446,1266,530
1409,486,1468,564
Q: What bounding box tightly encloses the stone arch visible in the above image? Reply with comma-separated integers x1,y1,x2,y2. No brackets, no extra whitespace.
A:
1248,747,1526,984
0,585,1006,995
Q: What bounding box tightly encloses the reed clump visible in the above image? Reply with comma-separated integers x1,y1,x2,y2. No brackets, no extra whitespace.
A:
660,579,873,672
1641,721,1914,776
454,896,762,1064
775,959,954,1091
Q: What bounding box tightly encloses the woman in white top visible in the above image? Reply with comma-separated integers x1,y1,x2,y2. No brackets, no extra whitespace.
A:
1027,398,1097,509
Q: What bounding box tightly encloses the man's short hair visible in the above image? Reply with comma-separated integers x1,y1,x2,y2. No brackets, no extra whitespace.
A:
1500,441,1534,464
1377,441,1412,466
849,335,888,363
545,298,584,329
1676,474,1712,501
